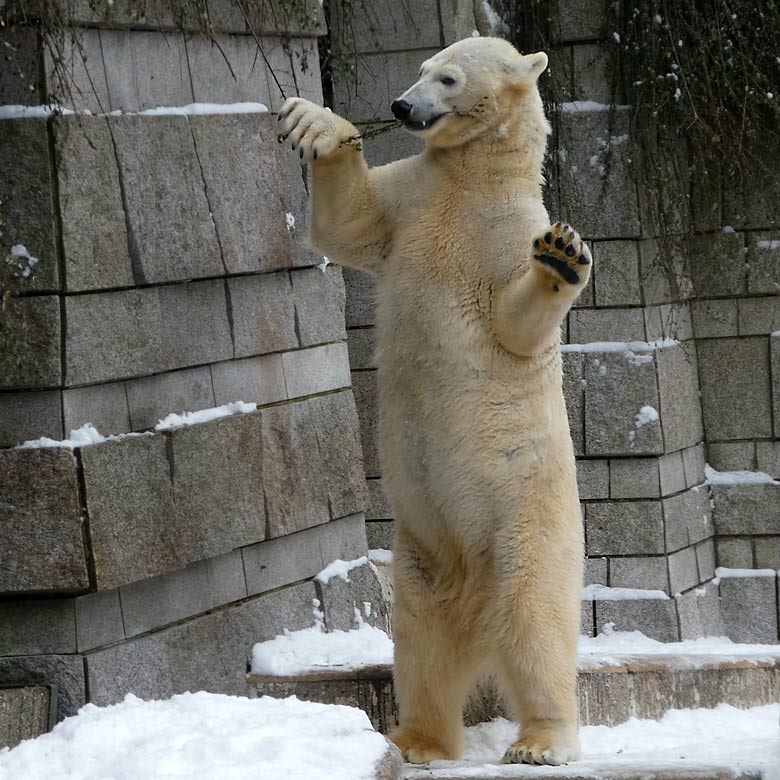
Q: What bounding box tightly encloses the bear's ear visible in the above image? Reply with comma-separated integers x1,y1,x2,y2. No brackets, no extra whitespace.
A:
506,51,548,84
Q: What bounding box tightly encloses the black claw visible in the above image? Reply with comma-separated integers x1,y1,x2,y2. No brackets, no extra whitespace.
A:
299,147,304,159
277,134,284,143
291,142,296,151
544,231,552,243
565,244,576,257
313,147,318,159
277,113,282,121
533,238,541,248
577,254,591,265
555,236,565,250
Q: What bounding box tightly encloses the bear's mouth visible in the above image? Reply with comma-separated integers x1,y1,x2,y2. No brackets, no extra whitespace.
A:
403,113,445,132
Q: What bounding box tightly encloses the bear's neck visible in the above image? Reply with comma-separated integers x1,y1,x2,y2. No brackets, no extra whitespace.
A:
428,102,548,195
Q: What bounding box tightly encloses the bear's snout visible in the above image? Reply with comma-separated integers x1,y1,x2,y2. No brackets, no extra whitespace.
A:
391,99,413,121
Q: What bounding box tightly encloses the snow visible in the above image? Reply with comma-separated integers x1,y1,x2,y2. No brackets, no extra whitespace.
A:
561,338,678,355
368,548,393,565
155,401,257,431
0,102,268,121
705,464,779,485
635,404,659,429
9,244,39,278
18,424,148,450
582,584,668,601
286,211,296,231
722,224,736,233
406,704,780,778
481,0,508,34
251,623,394,675
0,693,389,780
757,239,780,250
318,255,331,272
559,100,630,112
315,556,375,584
714,566,777,581
0,104,74,119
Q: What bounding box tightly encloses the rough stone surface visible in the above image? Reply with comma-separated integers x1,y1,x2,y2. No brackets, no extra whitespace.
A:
0,27,42,106
0,296,62,389
333,49,438,123
707,441,756,472
644,302,693,344
373,741,404,780
189,113,292,274
719,575,779,643
667,545,700,595
86,583,316,706
576,459,609,500
108,115,222,283
691,298,738,338
65,288,164,386
126,367,215,431
0,448,88,594
592,241,642,307
120,550,248,637
658,450,686,496
211,354,287,407
738,295,780,335
0,390,63,447
75,590,125,653
551,0,611,41
330,0,441,53
609,556,668,593
315,561,389,634
158,281,234,370
773,334,780,438
583,350,662,456
682,443,706,488
366,479,392,520
343,267,377,327
347,328,377,370
366,520,394,549
754,537,780,569
571,43,612,104
584,557,608,586
657,342,703,453
0,686,51,750
229,272,298,358
361,125,425,168
0,655,85,721
698,337,772,440
569,308,645,344
663,486,713,553
63,382,131,437
689,232,747,297
717,537,754,569
594,598,679,642
757,441,780,477
100,29,193,112
262,400,331,538
0,120,57,292
695,539,717,582
0,599,76,655
609,458,660,499
562,352,583,456
282,343,352,398
352,370,380,478
291,266,348,347
712,484,780,536
586,501,664,556
556,107,640,239
638,239,692,306
54,116,133,291
747,233,780,294
676,581,724,640
260,36,323,113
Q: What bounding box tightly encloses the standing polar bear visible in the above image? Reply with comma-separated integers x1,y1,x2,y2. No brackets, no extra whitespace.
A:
279,37,590,766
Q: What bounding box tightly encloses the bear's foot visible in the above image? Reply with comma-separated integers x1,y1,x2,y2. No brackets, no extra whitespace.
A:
389,726,455,764
532,222,591,287
278,97,360,163
501,722,581,766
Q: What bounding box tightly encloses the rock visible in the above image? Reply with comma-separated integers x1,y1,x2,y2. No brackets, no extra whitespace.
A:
0,687,51,750
0,391,63,447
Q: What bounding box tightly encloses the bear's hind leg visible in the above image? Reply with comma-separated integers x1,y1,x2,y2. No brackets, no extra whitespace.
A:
389,541,479,763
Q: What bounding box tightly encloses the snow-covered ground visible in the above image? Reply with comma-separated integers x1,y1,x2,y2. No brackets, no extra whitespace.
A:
408,704,780,778
1,694,776,779
0,693,389,780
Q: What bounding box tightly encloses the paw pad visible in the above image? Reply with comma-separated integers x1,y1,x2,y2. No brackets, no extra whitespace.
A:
532,222,590,286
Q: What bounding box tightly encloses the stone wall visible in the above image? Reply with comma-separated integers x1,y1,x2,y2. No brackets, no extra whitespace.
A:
329,0,780,643
0,1,382,741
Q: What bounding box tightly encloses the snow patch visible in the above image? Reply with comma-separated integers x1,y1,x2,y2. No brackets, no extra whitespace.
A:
154,401,257,431
481,0,508,34
137,102,269,116
757,239,780,250
559,100,630,112
582,585,668,601
9,244,39,278
19,424,148,450
368,549,393,565
285,212,296,231
635,405,659,429
561,338,678,355
0,692,389,780
251,623,394,675
704,464,779,486
714,567,777,580
318,255,331,272
315,556,376,584
0,104,74,119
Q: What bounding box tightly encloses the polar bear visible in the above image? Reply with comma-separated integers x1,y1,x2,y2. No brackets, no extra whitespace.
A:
279,37,590,766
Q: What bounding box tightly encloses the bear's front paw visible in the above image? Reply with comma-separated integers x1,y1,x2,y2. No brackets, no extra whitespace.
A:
532,222,591,287
277,97,360,163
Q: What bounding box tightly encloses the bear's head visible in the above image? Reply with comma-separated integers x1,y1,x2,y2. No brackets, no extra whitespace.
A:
390,37,549,149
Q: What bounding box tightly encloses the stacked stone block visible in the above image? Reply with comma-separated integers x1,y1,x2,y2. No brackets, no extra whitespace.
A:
0,4,386,742
332,0,780,643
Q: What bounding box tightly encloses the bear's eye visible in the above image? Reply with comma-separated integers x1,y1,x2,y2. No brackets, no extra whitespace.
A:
440,76,456,86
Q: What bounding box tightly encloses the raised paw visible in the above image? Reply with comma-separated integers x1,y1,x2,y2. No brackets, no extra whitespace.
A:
277,97,360,164
532,222,591,287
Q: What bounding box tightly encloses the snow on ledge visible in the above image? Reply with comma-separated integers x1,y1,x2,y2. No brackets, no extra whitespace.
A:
582,584,669,601
561,338,679,355
19,424,149,450
368,549,393,566
558,100,631,112
154,401,257,431
714,567,778,581
704,464,779,486
0,692,389,780
315,556,376,584
252,623,394,675
0,102,269,121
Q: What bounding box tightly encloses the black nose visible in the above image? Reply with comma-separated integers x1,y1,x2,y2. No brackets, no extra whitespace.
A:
391,99,412,121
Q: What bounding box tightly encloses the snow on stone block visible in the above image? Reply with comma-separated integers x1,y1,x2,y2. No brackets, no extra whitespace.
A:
705,464,780,486
154,401,257,431
251,623,394,676
315,556,376,584
581,584,669,601
0,692,392,780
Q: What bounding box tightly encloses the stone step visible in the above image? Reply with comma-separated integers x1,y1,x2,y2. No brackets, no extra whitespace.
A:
248,655,780,733
403,767,761,780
